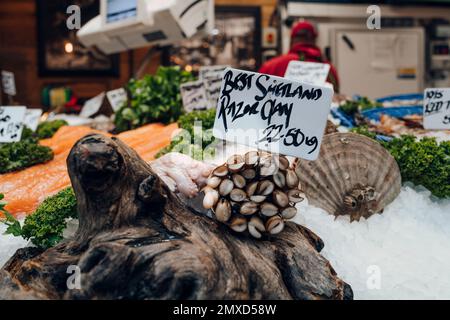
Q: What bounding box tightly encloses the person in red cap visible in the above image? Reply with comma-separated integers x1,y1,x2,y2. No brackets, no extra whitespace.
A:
259,21,340,92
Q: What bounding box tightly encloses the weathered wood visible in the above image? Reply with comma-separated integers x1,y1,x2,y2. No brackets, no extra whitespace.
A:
0,134,352,300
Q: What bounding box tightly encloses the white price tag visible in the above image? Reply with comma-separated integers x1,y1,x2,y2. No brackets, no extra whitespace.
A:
0,106,26,142
1,70,17,96
199,65,228,109
284,61,330,86
423,88,450,130
106,88,128,112
23,108,43,131
213,68,333,161
80,92,105,118
180,80,209,112
199,65,229,81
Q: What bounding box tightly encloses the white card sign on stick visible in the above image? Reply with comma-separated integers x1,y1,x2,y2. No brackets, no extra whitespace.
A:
199,65,228,109
1,70,17,96
203,77,223,109
284,61,330,86
106,88,128,112
213,68,333,161
0,106,26,142
80,92,105,118
23,108,43,131
423,88,450,130
180,80,209,112
199,65,229,81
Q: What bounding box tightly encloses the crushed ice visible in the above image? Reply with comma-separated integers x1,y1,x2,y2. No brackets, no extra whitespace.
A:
294,185,450,300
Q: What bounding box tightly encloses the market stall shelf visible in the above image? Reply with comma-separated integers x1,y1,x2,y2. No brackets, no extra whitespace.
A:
0,134,352,300
294,133,401,222
0,123,178,216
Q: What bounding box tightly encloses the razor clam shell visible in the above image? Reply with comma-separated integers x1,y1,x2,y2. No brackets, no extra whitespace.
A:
207,176,222,188
232,174,246,189
214,198,231,222
294,132,401,221
257,180,274,196
227,154,245,172
250,195,266,203
213,165,228,177
242,168,257,180
240,201,259,215
246,181,258,197
202,188,219,209
230,189,247,202
278,155,289,171
273,172,286,188
244,151,259,166
248,216,265,239
219,179,234,196
229,217,247,232
281,206,298,220
265,215,285,235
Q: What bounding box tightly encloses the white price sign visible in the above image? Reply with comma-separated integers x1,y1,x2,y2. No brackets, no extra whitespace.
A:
80,92,105,118
106,88,128,112
199,65,228,109
423,88,450,130
199,65,229,81
0,106,26,142
180,80,209,112
284,61,330,86
1,70,17,96
23,108,43,131
213,68,333,161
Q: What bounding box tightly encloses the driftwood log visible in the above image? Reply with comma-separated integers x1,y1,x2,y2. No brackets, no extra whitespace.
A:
0,134,353,300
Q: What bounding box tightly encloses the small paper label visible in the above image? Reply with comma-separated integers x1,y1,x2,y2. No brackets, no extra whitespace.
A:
199,65,228,109
0,106,26,142
1,70,17,96
23,108,43,131
199,65,229,81
284,61,330,86
80,92,105,118
213,68,333,161
423,88,450,130
106,88,128,112
180,80,209,112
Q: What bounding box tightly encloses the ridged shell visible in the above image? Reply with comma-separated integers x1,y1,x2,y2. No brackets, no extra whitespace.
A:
294,133,401,222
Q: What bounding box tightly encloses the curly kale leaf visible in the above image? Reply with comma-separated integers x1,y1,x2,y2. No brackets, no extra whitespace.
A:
114,66,195,132
1,188,78,249
0,138,53,174
19,187,78,249
385,136,450,198
351,129,450,198
36,120,68,139
156,108,217,160
339,96,382,116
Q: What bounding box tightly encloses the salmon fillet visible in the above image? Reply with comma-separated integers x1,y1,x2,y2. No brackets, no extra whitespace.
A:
0,123,178,216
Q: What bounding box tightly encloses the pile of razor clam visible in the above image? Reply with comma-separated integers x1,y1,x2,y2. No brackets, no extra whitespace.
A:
202,151,304,238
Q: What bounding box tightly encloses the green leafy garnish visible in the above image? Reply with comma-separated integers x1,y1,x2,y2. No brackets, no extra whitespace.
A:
385,136,450,198
36,120,68,139
114,66,195,132
352,129,450,198
339,96,382,116
350,126,378,140
156,108,217,160
0,128,53,174
1,188,78,249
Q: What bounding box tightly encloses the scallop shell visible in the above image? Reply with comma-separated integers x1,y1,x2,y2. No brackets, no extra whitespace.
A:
294,133,401,222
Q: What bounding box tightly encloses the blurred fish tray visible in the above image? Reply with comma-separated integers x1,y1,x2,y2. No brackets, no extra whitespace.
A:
361,106,423,122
